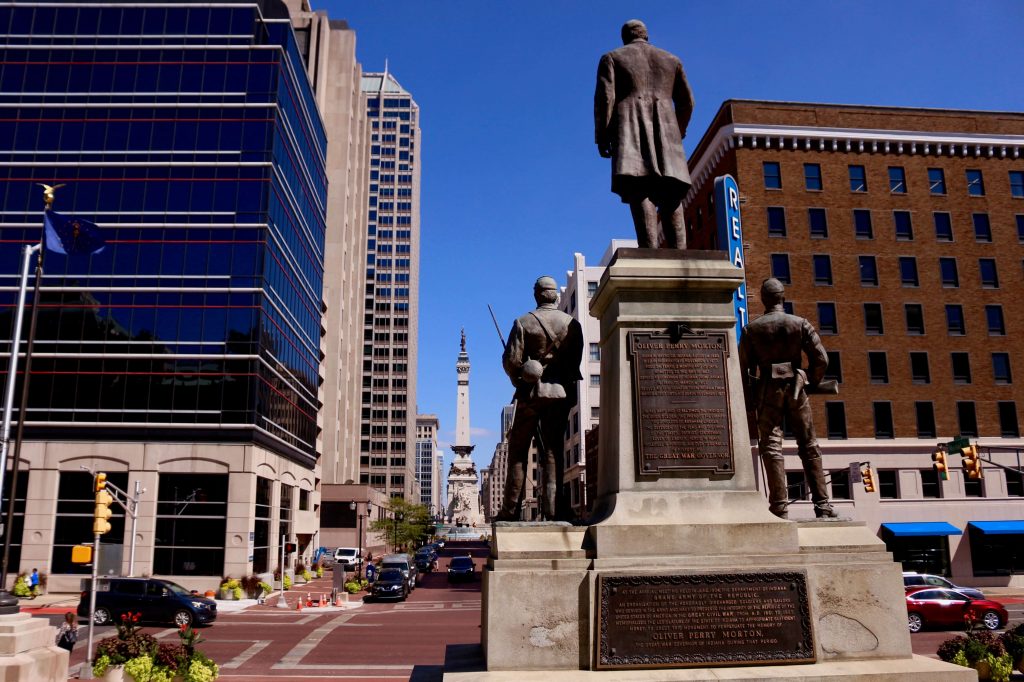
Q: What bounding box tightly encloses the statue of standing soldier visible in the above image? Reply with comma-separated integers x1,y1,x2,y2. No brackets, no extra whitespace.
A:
497,277,583,522
594,20,695,249
739,279,838,519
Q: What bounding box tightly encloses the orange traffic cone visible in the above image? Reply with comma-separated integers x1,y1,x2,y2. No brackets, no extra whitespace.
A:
296,599,303,611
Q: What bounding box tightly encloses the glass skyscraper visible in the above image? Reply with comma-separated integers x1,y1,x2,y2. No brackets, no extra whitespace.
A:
0,0,327,584
359,72,420,498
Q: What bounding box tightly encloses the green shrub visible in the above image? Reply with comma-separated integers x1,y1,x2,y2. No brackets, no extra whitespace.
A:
232,586,243,600
257,581,273,595
11,575,31,598
283,575,292,591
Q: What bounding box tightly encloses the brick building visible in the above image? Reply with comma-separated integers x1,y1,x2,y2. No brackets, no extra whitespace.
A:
683,101,1024,585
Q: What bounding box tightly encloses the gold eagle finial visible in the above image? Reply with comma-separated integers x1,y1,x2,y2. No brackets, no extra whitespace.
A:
37,183,66,209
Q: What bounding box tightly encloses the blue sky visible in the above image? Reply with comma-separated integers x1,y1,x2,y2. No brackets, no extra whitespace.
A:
317,0,1024,476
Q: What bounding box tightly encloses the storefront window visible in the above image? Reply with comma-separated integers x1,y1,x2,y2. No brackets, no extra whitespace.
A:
52,471,126,574
154,473,227,575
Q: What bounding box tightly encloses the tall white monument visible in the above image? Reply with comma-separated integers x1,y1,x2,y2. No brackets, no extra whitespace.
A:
445,331,484,526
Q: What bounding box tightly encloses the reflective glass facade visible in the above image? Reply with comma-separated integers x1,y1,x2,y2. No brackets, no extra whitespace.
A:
0,2,327,465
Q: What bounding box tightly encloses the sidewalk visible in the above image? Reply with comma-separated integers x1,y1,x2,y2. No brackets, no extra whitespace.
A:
17,591,79,615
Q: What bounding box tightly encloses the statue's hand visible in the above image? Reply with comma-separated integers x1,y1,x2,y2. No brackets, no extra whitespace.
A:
598,143,611,158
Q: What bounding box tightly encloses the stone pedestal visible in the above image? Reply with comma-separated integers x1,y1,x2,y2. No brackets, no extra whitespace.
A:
458,250,972,681
0,613,69,681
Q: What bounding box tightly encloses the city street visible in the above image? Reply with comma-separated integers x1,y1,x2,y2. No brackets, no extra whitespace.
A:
23,545,1024,681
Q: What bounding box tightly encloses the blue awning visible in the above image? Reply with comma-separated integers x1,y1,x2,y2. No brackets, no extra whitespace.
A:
881,522,963,537
968,521,1024,535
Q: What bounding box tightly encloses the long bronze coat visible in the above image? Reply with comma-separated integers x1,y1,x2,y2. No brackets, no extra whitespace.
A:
594,39,694,199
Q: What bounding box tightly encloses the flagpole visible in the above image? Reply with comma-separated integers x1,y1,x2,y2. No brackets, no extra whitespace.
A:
0,188,50,600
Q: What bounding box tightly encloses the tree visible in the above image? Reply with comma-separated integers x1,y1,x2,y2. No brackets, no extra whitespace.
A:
368,497,431,552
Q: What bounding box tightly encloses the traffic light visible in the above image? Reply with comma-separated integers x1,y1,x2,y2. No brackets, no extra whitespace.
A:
962,445,983,480
861,465,876,493
94,473,113,535
284,542,296,553
932,449,949,481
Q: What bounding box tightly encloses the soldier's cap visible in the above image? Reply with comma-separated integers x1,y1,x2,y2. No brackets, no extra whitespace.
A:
760,278,785,298
534,276,558,292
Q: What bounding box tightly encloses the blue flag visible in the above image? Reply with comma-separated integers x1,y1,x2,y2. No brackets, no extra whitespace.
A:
44,210,105,255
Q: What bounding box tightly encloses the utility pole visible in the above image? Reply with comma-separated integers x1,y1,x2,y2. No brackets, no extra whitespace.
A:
82,472,114,680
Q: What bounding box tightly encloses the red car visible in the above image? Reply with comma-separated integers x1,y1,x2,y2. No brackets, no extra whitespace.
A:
905,587,1007,633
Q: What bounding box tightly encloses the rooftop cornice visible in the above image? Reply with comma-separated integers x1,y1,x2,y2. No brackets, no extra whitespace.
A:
684,122,1024,209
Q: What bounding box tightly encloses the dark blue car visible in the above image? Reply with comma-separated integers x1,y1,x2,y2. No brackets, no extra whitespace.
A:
78,577,217,627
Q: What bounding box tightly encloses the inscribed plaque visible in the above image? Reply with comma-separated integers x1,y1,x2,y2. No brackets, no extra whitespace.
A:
596,572,815,670
628,330,733,474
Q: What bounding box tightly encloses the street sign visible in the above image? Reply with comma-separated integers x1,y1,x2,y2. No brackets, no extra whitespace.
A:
946,437,970,455
849,462,863,484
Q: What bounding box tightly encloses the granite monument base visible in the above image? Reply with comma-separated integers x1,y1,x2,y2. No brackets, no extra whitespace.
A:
0,613,69,681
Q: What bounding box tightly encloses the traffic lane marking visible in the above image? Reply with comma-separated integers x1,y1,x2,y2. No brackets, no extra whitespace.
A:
274,613,358,668
222,640,271,669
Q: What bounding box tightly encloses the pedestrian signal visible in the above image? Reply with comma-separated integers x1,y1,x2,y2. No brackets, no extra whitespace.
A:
284,542,297,553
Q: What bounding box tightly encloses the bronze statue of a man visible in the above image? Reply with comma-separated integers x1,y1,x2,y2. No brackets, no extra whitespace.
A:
497,276,584,522
595,19,695,249
739,279,837,519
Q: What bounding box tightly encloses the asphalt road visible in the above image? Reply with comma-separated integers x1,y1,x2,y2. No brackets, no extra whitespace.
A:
33,545,1024,680
53,542,490,681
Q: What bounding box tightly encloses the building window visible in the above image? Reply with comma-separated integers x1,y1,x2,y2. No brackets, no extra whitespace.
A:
864,303,883,335
910,352,931,384
868,352,889,383
874,403,893,437
904,304,925,335
993,352,1012,384
849,165,867,192
53,472,126,575
945,304,966,335
859,256,878,286
951,352,972,384
782,301,795,315
812,254,832,285
155,473,228,576
786,471,808,501
830,469,851,499
591,406,600,419
589,343,601,362
928,168,946,195
589,374,600,387
853,209,873,239
770,253,792,283
878,470,899,499
966,169,985,196
1009,468,1024,497
824,351,843,383
915,402,936,439
986,305,1005,335
888,166,907,193
957,401,978,437
763,161,782,189
804,163,822,191
939,258,959,287
933,212,953,241
999,401,1020,438
808,208,828,238
825,402,847,439
587,281,598,297
964,477,984,498
1018,216,1024,242
920,468,942,498
972,213,993,242
818,303,838,334
899,257,919,287
893,211,913,240
1008,170,1024,198
979,258,999,288
767,207,786,236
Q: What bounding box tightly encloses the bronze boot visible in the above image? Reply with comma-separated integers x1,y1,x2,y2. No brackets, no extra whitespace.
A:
762,456,790,519
803,456,837,518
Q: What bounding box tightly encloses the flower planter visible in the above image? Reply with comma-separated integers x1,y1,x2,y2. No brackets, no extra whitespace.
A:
218,589,236,600
973,659,992,681
99,666,125,682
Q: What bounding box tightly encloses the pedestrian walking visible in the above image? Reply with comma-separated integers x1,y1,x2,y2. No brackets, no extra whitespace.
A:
55,612,77,652
28,568,39,598
365,562,377,583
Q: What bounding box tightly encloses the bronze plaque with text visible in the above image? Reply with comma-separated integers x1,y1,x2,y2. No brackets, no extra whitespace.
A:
628,330,732,474
596,572,815,670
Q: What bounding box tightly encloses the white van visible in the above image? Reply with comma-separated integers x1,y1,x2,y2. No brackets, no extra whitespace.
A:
334,547,361,572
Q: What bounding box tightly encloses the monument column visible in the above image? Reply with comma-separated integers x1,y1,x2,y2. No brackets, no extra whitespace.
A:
445,332,483,526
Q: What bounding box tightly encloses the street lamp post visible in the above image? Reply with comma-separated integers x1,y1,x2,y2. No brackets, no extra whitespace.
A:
349,500,368,579
392,512,403,553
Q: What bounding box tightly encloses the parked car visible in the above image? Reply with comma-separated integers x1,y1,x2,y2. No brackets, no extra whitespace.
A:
902,572,985,600
905,587,1007,632
371,568,409,601
334,547,362,572
447,555,476,582
380,553,417,591
77,577,217,627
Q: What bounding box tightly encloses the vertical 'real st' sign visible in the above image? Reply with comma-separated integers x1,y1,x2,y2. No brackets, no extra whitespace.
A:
713,174,747,343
